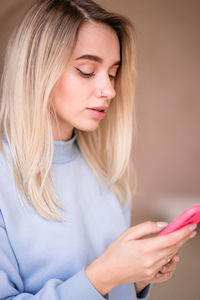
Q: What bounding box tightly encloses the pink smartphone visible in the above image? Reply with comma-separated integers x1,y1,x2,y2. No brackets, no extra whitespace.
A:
158,204,200,236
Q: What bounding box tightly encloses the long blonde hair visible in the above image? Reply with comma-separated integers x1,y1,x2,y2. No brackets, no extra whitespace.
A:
0,0,137,221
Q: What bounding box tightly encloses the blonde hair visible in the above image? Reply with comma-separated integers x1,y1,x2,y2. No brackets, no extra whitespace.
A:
0,0,137,221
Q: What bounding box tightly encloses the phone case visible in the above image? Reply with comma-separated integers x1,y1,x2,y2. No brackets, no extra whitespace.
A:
158,204,200,236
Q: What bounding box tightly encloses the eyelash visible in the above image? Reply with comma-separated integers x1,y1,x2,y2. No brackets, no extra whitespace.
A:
75,67,117,80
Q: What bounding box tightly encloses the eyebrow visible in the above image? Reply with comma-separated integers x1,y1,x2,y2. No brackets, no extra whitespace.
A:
74,54,121,67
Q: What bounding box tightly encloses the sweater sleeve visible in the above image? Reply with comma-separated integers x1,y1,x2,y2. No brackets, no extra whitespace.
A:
136,284,152,299
0,210,108,300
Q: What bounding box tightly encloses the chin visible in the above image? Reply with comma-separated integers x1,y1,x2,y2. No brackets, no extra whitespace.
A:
75,121,100,132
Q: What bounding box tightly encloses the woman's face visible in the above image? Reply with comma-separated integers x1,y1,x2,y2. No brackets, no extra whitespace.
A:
51,21,121,141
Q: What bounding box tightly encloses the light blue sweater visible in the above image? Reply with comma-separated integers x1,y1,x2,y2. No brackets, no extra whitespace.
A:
0,132,151,300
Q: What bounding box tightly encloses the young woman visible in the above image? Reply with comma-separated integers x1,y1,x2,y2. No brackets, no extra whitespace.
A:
0,0,197,299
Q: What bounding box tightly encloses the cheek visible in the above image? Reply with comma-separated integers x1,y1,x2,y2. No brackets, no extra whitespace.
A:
53,72,91,108
56,73,76,103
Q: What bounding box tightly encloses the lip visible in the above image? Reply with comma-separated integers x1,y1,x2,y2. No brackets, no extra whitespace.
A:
86,106,108,120
87,106,108,112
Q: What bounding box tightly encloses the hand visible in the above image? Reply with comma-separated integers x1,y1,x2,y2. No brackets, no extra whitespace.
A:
135,253,180,294
85,221,197,296
155,253,180,281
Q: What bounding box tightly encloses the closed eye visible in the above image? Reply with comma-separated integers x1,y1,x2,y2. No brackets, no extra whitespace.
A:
75,67,117,80
75,67,95,78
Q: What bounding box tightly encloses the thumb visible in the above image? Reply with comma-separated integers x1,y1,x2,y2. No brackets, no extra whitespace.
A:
125,221,169,240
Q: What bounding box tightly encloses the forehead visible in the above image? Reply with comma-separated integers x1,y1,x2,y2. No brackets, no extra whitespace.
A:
71,22,121,64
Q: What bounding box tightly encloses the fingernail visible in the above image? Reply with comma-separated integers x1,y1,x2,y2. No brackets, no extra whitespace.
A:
190,231,197,239
157,222,169,228
189,224,197,231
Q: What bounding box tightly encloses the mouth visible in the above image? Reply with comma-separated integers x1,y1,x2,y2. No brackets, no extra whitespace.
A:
92,108,104,112
86,106,108,120
87,106,108,113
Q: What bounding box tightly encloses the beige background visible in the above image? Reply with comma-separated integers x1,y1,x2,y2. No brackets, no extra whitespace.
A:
0,0,199,299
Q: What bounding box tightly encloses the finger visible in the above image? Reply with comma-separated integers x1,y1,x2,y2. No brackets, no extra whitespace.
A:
156,251,180,274
171,253,180,263
168,224,197,247
150,248,178,272
152,224,197,250
124,221,169,241
148,270,174,284
153,271,174,283
159,250,179,268
176,229,197,249
160,261,176,273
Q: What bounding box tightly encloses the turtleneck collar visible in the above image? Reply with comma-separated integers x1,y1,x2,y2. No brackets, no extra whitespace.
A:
53,130,79,164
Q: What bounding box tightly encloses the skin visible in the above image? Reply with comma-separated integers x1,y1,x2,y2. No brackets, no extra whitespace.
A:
51,21,120,141
85,222,197,296
51,22,197,295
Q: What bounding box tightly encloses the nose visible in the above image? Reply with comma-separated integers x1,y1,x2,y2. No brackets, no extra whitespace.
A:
96,74,116,101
